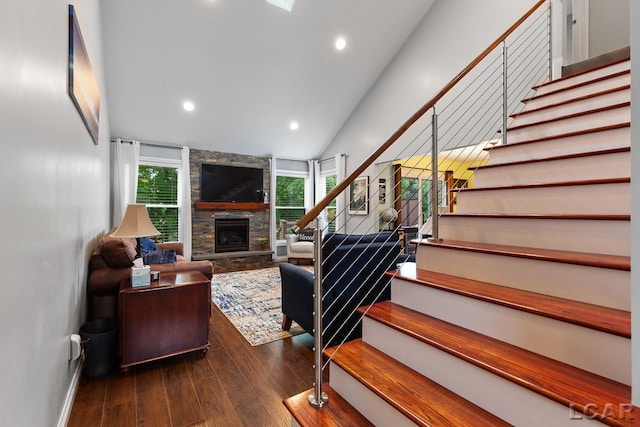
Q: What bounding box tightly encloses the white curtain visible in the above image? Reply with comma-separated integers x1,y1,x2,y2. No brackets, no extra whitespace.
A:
335,154,347,233
180,146,192,260
111,139,140,226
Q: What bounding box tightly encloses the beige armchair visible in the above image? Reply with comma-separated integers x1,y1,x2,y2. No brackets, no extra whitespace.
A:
282,219,318,264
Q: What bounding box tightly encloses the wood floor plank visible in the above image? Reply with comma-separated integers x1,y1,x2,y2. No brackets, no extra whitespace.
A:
104,371,136,409
134,360,164,394
66,403,102,427
183,351,216,382
193,378,243,426
136,387,171,427
166,381,205,427
101,400,136,427
161,355,192,387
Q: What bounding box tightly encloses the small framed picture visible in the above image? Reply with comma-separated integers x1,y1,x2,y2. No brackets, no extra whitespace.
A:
378,178,386,203
68,5,101,145
348,176,369,215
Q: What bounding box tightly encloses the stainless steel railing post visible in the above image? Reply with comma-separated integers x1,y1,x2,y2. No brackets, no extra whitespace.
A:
547,0,553,80
308,227,328,407
502,41,508,145
430,107,442,242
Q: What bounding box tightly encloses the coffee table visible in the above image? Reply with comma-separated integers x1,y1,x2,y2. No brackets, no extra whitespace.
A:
118,270,211,373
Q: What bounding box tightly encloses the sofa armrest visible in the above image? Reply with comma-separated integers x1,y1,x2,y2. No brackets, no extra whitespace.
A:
285,234,299,253
279,263,315,334
157,242,184,256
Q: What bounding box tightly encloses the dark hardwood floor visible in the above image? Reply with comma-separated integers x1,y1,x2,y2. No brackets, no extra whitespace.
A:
68,301,318,427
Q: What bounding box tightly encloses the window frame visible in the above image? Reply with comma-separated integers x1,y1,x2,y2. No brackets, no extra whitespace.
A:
274,170,311,241
136,156,183,242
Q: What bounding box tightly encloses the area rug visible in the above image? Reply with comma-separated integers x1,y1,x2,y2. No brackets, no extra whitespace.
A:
210,267,307,346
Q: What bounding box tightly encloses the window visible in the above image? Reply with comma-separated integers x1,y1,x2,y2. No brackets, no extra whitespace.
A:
275,175,306,226
136,164,180,242
400,176,444,227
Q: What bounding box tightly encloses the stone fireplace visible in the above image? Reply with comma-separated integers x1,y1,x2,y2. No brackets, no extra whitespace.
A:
190,149,272,272
215,218,249,253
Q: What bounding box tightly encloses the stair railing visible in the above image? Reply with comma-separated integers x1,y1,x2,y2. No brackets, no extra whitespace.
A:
300,0,551,407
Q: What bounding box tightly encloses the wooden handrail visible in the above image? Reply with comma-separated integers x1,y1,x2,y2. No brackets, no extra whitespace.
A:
295,0,547,232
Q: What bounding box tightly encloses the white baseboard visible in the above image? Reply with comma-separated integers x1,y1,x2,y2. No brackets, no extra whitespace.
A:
56,360,83,427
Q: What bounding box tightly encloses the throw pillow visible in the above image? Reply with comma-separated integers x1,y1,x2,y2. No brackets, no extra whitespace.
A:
140,237,158,255
100,235,137,268
298,228,315,242
143,249,177,265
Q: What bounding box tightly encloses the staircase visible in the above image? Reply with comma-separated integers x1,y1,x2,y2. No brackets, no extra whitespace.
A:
285,55,635,425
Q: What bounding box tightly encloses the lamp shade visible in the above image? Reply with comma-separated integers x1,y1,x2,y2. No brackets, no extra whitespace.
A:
112,204,160,238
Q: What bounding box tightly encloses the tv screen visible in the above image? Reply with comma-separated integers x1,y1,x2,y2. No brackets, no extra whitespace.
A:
200,164,264,202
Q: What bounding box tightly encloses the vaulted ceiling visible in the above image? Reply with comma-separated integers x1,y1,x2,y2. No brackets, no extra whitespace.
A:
100,0,434,159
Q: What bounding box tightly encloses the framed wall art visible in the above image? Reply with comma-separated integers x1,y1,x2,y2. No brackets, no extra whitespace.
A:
348,176,369,215
68,5,101,144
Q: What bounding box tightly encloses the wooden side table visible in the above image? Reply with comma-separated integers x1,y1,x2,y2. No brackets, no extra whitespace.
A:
118,270,211,373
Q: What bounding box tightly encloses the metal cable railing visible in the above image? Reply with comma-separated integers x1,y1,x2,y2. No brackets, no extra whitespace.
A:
298,0,551,407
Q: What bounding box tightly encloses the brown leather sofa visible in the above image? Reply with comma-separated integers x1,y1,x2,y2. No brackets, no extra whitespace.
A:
87,230,213,320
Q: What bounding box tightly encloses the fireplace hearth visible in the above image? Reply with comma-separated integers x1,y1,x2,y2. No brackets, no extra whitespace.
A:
215,218,249,253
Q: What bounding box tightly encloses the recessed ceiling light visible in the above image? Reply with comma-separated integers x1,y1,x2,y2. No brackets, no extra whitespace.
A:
335,37,347,51
266,0,295,12
289,121,299,131
183,101,195,112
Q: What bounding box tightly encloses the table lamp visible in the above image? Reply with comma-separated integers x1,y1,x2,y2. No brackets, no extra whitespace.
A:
111,203,160,259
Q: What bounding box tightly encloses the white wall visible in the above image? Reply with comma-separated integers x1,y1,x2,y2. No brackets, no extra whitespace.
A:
589,0,629,58
630,0,639,405
320,0,537,233
0,0,110,425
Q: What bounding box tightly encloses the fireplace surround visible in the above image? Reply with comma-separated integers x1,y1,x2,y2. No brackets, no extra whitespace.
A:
215,218,249,253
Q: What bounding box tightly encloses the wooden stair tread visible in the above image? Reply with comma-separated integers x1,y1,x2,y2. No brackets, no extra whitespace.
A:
283,384,374,427
560,46,630,78
326,340,510,426
363,301,639,426
453,176,630,192
389,268,630,337
523,69,630,103
419,239,630,271
439,213,630,221
471,146,629,170
514,84,630,118
533,52,629,89
485,122,630,151
507,102,630,132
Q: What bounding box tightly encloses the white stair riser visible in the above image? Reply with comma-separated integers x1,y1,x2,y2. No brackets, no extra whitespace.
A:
507,105,629,144
455,182,630,215
523,73,630,111
534,60,630,96
474,151,629,188
487,126,629,165
415,246,629,310
329,364,415,427
439,216,629,256
511,88,629,128
362,319,604,427
390,279,631,384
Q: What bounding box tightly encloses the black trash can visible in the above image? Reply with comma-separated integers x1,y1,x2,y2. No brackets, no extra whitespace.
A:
79,318,117,379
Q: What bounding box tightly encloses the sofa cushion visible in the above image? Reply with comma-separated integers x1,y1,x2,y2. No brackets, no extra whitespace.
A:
143,249,177,264
291,241,314,254
100,235,137,268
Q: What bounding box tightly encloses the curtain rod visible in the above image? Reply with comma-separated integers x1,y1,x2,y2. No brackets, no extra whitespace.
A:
111,139,184,150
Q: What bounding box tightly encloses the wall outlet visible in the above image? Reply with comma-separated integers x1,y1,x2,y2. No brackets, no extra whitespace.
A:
69,334,82,361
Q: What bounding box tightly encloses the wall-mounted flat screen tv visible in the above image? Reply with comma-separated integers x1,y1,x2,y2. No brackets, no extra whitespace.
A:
200,163,264,203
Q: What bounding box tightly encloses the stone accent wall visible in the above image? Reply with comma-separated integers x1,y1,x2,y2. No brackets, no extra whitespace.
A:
190,149,272,271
